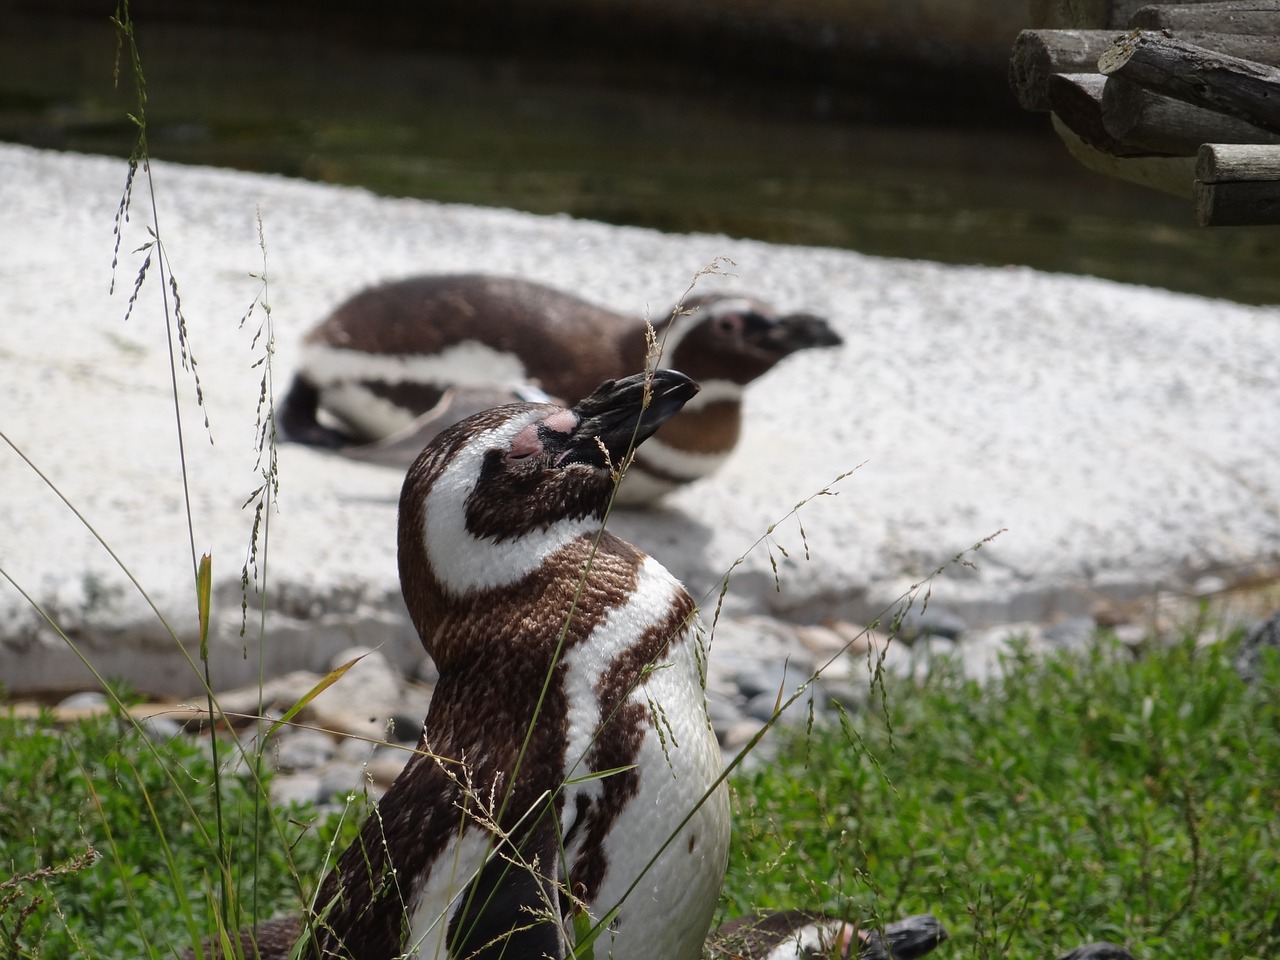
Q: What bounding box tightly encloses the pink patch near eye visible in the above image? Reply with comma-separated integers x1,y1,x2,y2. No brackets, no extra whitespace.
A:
509,423,543,459
541,409,579,434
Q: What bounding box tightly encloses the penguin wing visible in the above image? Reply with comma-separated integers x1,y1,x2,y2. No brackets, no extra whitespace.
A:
340,385,563,467
445,820,568,959
305,751,567,959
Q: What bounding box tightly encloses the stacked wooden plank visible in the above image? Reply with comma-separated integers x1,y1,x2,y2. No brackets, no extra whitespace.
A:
1010,1,1280,225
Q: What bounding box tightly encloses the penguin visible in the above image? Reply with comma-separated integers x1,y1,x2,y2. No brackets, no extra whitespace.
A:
278,273,842,503
709,911,948,960
227,370,728,960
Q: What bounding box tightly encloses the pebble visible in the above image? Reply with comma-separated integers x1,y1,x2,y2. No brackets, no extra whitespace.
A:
1236,607,1280,684
42,599,1275,813
57,691,109,710
273,728,335,772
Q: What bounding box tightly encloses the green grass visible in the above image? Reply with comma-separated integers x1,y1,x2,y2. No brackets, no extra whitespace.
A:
722,633,1280,958
0,705,365,959
5,634,1277,958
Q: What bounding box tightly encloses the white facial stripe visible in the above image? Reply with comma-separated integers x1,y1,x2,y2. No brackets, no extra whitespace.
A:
302,340,530,390
682,378,744,410
423,410,597,595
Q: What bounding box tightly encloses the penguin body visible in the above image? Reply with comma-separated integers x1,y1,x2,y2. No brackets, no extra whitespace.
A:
291,370,728,959
279,274,841,502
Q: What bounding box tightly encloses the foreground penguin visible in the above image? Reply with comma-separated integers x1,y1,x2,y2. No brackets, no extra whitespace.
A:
278,273,842,502
226,370,729,959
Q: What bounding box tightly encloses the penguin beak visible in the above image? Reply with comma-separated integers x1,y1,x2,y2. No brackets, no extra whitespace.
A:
748,312,843,357
557,370,700,468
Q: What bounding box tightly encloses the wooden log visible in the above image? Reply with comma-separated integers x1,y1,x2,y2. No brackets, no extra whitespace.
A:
1009,29,1280,112
1197,141,1280,179
1031,0,1227,29
1194,143,1280,225
1011,29,1122,111
1099,30,1280,133
1101,74,1280,152
1129,1,1280,34
1048,73,1155,155
1195,179,1280,223
1051,114,1197,196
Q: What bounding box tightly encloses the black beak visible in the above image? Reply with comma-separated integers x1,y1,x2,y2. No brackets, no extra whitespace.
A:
751,312,843,356
559,370,699,468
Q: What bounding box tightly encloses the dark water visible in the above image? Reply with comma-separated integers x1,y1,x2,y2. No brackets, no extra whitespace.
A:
3,11,1278,305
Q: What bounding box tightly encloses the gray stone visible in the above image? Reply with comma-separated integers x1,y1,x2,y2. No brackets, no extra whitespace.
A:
1111,623,1149,649
337,735,380,766
366,749,412,788
816,677,870,714
1043,616,1097,651
893,607,968,641
955,624,1047,683
270,772,324,808
743,691,783,724
273,727,336,772
793,623,851,660
743,683,826,725
1236,608,1280,684
139,715,184,741
216,670,325,720
306,647,404,740
1192,575,1229,597
319,763,372,805
735,661,793,701
720,720,762,753
705,693,746,734
57,691,108,710
414,656,440,686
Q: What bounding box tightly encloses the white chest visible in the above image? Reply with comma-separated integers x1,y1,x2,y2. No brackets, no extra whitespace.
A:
559,556,731,960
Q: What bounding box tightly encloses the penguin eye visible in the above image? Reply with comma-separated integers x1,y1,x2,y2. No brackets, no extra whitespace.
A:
715,313,743,335
507,423,544,461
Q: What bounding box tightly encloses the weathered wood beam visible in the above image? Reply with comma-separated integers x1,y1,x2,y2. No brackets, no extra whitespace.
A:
1030,0,1228,29
1010,28,1280,111
1101,74,1280,153
1194,143,1280,224
1011,30,1122,111
1050,114,1196,196
1099,30,1280,133
1129,1,1280,34
1048,73,1155,154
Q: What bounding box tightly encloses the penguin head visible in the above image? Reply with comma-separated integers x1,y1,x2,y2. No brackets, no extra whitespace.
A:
662,295,843,387
397,370,699,618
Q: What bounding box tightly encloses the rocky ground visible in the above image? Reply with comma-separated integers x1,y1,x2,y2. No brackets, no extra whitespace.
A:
35,593,1280,813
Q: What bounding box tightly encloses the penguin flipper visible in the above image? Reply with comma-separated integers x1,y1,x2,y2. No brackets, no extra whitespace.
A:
446,831,567,959
340,385,561,467
278,375,354,449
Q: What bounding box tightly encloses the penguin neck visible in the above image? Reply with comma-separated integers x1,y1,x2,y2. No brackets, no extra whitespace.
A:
404,532,648,673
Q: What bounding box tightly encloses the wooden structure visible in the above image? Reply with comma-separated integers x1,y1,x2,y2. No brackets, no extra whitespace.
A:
1010,1,1280,225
